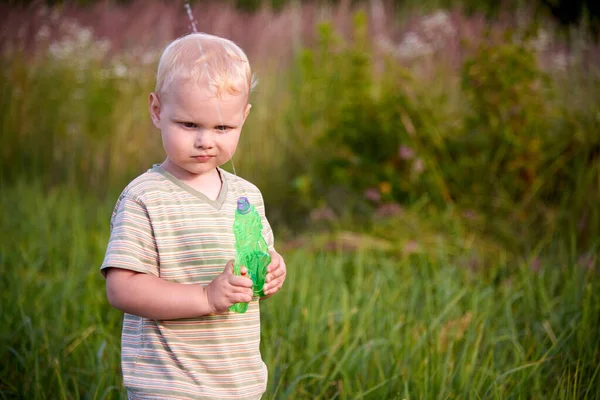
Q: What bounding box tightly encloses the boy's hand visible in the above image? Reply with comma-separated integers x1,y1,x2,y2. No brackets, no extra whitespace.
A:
262,250,287,297
205,260,253,313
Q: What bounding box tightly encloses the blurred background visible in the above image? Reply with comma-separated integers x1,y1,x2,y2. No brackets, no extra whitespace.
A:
1,0,599,399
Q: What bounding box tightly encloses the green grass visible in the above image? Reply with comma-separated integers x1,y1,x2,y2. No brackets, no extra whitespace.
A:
1,183,598,399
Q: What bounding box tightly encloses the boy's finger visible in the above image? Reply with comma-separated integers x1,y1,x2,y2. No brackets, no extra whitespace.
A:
230,275,253,288
263,280,280,295
267,252,279,271
267,267,285,281
240,266,248,276
224,260,235,274
231,284,253,295
268,258,285,273
236,292,253,303
267,261,279,273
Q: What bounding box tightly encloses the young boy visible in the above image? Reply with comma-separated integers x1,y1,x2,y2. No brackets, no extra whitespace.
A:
100,33,287,400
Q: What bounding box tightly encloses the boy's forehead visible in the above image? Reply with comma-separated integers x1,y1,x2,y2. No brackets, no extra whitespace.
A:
163,79,249,118
166,78,249,104
162,70,249,98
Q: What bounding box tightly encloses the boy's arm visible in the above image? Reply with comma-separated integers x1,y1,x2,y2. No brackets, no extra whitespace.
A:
102,194,252,319
106,261,254,320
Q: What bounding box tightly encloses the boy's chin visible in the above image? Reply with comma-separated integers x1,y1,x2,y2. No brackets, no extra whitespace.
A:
187,163,224,176
162,160,215,178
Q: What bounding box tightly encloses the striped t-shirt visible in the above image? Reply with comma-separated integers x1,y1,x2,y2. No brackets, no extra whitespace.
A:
101,165,274,400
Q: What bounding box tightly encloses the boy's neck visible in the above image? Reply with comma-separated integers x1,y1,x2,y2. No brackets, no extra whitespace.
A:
160,159,222,200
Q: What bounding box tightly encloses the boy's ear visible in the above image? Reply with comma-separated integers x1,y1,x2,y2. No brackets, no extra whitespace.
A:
243,103,252,122
149,93,161,128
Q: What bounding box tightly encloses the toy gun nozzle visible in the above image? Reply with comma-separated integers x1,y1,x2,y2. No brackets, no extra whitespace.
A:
237,197,251,214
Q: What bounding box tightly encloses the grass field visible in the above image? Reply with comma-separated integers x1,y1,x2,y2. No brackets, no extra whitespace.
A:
1,183,598,399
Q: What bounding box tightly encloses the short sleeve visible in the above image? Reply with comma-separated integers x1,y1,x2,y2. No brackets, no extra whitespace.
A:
255,191,275,251
100,195,159,277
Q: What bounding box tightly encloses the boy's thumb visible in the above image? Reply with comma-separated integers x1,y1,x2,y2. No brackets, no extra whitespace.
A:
225,260,235,274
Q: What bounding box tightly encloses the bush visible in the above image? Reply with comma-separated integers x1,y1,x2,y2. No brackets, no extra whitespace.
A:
287,13,600,248
290,12,439,222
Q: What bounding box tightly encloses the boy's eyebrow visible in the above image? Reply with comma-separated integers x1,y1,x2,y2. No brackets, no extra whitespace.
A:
171,114,194,122
171,115,239,127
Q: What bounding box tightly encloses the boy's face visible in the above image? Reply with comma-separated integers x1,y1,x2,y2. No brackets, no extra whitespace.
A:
149,79,251,181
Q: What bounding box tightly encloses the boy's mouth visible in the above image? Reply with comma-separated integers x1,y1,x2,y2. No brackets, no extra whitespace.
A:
192,155,214,162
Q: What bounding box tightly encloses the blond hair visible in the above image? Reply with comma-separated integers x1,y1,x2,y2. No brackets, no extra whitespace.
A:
155,33,256,99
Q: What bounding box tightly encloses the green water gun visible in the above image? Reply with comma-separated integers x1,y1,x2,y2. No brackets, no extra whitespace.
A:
229,196,271,314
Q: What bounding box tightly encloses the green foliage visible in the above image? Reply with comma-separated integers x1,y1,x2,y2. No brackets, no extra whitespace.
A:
290,13,435,220
0,42,158,193
1,8,599,248
459,32,553,208
285,15,599,249
456,32,600,247
0,184,123,398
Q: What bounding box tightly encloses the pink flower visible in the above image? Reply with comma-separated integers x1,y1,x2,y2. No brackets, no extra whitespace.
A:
375,203,404,218
399,145,415,160
310,207,336,222
530,257,541,273
403,240,419,254
364,188,381,202
578,254,596,270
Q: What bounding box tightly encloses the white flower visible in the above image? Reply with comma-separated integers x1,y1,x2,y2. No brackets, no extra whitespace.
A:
551,52,571,71
75,27,93,47
112,62,128,78
420,10,456,49
142,51,158,65
396,32,433,59
412,158,424,174
46,19,110,65
36,25,51,41
530,29,550,52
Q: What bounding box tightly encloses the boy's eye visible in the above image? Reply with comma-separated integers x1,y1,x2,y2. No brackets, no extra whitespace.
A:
215,126,230,132
181,122,197,128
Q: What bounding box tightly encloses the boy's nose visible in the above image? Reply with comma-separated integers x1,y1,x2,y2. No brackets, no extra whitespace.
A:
194,129,215,148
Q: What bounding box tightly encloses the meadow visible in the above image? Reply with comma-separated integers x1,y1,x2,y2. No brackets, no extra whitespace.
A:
2,183,599,399
1,1,599,399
